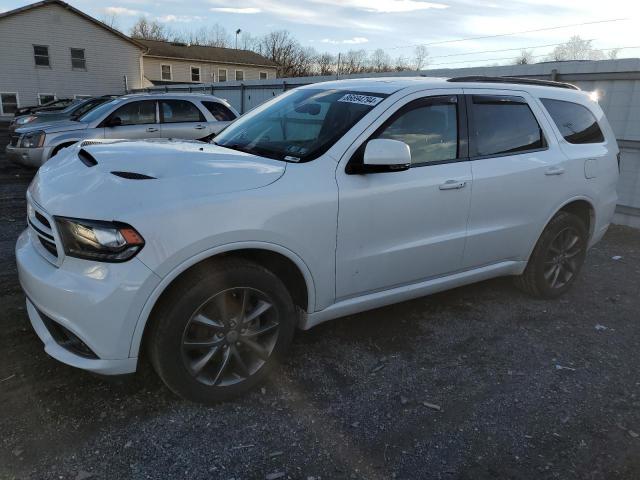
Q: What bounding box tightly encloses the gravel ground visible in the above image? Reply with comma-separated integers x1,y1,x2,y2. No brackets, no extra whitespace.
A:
1,123,640,480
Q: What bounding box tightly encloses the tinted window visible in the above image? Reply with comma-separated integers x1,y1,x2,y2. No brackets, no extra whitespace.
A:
470,96,545,157
33,45,50,66
202,101,236,121
109,101,156,126
376,100,458,165
160,100,205,123
541,98,604,144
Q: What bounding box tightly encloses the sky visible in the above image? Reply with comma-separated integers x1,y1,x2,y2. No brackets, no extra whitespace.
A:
2,0,640,67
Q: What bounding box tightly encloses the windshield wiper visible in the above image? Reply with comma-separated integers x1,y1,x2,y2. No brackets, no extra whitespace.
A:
214,142,286,161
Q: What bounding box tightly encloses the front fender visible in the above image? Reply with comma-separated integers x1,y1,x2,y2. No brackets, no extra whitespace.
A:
127,240,316,358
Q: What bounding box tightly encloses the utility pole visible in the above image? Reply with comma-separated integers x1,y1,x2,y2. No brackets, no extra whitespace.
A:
235,29,241,49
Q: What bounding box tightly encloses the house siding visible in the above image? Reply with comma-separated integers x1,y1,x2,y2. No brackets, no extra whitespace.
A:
0,3,144,111
143,56,277,84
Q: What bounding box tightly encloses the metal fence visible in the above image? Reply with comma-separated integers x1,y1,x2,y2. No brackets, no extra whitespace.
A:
133,58,640,227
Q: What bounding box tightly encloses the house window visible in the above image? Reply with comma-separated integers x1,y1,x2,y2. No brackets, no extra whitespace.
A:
70,48,86,70
235,70,244,81
38,93,56,105
218,68,227,82
0,93,19,115
191,66,201,82
161,64,172,81
259,71,268,80
33,45,50,67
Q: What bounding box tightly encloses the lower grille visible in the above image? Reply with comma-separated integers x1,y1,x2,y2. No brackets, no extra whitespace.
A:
39,237,58,257
28,199,60,265
39,309,98,359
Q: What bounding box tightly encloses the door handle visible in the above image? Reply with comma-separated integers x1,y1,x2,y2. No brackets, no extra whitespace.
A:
194,125,207,130
147,127,159,133
545,166,565,176
439,180,467,190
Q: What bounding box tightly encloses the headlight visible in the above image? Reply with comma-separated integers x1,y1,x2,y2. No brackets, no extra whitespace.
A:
55,217,145,262
20,130,46,148
17,115,37,125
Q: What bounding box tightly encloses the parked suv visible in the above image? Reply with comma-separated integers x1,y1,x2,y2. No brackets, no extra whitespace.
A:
16,77,619,403
6,93,238,167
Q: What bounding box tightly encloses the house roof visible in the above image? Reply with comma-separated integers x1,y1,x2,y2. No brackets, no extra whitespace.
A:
136,39,278,68
0,0,147,51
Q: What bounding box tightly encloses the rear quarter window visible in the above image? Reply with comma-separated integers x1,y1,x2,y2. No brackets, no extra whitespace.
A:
202,101,237,121
540,98,604,144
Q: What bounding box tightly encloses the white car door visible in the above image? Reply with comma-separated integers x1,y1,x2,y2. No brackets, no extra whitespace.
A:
102,100,161,140
461,89,569,268
335,92,472,300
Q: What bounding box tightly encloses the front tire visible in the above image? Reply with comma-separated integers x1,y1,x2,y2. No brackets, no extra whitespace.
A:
147,258,297,404
514,211,588,298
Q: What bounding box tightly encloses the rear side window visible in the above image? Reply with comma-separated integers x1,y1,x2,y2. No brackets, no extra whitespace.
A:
160,100,205,123
202,101,237,121
469,95,545,157
540,98,604,144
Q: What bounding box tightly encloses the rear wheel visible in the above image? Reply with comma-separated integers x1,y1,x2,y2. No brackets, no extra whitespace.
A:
148,259,297,403
514,211,588,298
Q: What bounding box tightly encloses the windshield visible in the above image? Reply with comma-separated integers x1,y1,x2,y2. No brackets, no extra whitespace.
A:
70,98,111,118
213,88,388,162
59,100,83,114
78,98,121,123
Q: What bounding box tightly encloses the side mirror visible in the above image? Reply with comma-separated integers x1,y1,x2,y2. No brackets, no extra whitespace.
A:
105,116,122,127
358,138,411,173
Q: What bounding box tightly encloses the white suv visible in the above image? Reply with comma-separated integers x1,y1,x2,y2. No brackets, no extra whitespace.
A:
16,77,619,403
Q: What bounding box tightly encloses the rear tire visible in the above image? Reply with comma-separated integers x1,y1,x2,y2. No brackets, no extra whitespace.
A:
147,258,297,404
514,211,588,298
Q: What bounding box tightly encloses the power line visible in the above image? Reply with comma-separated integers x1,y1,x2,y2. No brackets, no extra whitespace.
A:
427,44,640,67
428,40,595,60
386,18,627,51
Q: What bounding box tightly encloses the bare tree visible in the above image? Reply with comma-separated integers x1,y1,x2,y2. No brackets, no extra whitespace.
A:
514,49,534,65
607,48,620,60
317,52,337,76
369,49,392,72
342,49,368,74
394,55,410,71
99,13,120,31
174,25,231,47
547,36,605,61
414,45,429,70
130,17,170,41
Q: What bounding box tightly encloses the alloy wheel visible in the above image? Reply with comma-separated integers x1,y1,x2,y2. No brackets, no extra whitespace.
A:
543,226,583,289
180,287,280,386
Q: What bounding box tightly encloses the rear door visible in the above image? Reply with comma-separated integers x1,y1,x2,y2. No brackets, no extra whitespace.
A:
461,89,569,268
159,99,209,140
102,100,160,139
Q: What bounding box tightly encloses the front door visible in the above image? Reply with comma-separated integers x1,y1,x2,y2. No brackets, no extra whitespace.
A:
102,100,160,140
335,93,472,300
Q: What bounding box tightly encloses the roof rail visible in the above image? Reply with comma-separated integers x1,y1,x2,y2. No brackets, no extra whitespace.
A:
447,75,579,90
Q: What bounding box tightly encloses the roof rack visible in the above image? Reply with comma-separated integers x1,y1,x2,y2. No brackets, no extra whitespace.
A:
446,76,579,90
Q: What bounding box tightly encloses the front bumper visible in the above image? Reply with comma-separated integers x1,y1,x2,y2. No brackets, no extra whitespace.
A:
5,145,52,167
16,228,161,375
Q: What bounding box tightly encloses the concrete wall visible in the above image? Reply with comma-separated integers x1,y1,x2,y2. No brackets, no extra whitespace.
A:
0,3,144,110
143,56,276,85
136,58,640,227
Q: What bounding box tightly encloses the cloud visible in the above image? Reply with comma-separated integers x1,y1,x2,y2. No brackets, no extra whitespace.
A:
321,37,369,44
102,6,145,16
210,7,261,13
315,0,449,13
156,14,205,22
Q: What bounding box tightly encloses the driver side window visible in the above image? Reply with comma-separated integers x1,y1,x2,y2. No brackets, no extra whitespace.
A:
108,101,156,126
376,100,458,165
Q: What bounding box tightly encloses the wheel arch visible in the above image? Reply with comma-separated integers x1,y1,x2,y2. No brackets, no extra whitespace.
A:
50,141,80,158
129,242,316,358
525,196,596,262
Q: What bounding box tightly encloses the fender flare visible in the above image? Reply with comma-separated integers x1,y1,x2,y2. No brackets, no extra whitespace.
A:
524,194,596,262
128,241,317,358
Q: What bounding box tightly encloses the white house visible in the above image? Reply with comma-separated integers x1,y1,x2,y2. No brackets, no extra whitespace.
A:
0,0,146,115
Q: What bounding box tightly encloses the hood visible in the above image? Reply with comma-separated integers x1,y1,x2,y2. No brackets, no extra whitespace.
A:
15,119,88,134
29,139,286,220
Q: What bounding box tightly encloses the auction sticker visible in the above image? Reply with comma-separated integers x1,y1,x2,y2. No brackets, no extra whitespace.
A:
338,94,384,106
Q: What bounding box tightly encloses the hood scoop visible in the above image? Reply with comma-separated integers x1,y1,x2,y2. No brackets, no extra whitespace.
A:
111,171,156,180
78,149,97,167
